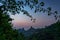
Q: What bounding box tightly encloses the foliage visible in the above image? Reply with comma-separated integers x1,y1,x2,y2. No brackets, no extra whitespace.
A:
0,6,25,40
0,0,60,22
0,0,60,40
27,21,60,40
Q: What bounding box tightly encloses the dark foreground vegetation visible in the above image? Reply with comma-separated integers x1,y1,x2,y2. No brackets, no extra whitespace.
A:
0,7,60,40
18,21,60,40
26,21,60,40
0,5,60,40
0,0,60,40
0,11,60,40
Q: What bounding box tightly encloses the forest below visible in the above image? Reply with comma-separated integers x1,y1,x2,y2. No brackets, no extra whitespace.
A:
18,21,60,40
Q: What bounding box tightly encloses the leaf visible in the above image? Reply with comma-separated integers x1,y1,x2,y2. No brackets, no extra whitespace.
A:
33,19,36,23
34,0,38,4
34,9,37,13
40,2,44,6
30,5,33,9
48,13,50,16
22,10,32,18
47,7,51,11
54,11,58,14
54,15,57,20
12,10,16,15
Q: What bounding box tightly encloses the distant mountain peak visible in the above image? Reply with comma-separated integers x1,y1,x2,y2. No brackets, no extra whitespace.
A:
29,26,35,30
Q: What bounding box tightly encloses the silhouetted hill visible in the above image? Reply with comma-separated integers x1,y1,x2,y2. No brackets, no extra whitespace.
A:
18,26,40,37
18,28,25,33
27,21,60,40
18,21,60,40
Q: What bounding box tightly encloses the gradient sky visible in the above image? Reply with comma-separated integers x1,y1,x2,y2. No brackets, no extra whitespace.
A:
10,0,60,30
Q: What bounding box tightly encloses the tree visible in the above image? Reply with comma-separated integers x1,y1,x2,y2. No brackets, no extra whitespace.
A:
0,3,25,40
0,0,60,40
0,11,25,40
0,0,60,22
28,21,60,40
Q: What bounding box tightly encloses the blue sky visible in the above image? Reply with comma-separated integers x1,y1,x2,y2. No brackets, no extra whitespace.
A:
10,0,60,30
1,0,60,30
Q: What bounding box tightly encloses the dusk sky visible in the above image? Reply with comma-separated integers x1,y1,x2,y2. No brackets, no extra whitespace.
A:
10,0,60,30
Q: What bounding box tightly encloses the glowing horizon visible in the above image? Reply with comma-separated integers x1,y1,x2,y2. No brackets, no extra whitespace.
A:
10,0,60,30
10,12,56,30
